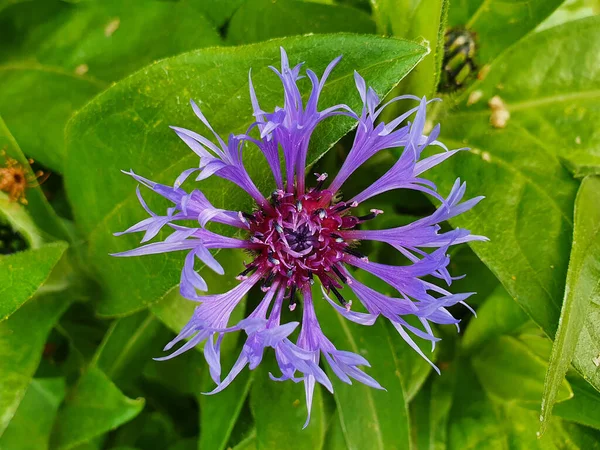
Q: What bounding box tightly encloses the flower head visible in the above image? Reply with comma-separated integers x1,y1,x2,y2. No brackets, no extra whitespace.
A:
114,48,486,427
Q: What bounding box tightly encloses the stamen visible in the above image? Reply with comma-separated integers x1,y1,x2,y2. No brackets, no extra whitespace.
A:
333,201,358,213
267,252,280,265
332,265,347,284
261,271,276,291
307,270,314,285
313,208,327,219
296,200,303,212
343,247,369,261
241,211,257,223
274,223,284,234
357,209,383,221
313,172,328,191
330,286,348,308
330,233,345,243
236,265,257,280
288,284,297,311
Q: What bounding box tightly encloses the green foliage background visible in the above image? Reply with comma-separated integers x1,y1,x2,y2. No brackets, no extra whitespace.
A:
0,0,599,449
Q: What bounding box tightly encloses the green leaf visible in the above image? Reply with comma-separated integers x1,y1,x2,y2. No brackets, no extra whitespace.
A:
0,0,221,171
472,335,572,408
537,0,600,32
313,285,411,450
410,365,457,450
451,17,600,178
0,64,105,172
231,430,257,450
94,311,171,388
0,292,71,437
447,0,563,65
50,366,144,450
0,241,68,320
540,176,600,434
0,116,70,241
462,284,529,354
0,378,66,450
199,350,253,450
250,355,326,448
227,0,375,45
554,372,600,431
448,359,597,450
371,0,449,98
64,34,427,317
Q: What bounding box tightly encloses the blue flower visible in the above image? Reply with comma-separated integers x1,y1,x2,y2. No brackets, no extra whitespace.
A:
114,48,486,427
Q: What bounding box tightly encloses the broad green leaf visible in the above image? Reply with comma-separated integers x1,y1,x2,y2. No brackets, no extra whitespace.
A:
64,34,427,317
0,241,68,320
313,286,411,450
199,349,253,450
451,17,600,177
250,355,326,449
191,0,245,28
0,117,69,241
0,0,221,171
227,0,375,45
0,65,105,172
0,378,66,450
462,285,528,354
424,110,600,388
472,336,572,408
447,0,563,65
371,0,449,98
50,366,144,450
540,176,600,434
0,292,71,437
95,311,171,388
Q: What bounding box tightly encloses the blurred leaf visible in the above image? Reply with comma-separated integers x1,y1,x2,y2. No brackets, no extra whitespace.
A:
447,0,563,65
231,430,257,450
227,0,375,45
199,350,253,450
0,0,221,171
0,241,67,320
0,378,66,450
95,311,171,388
410,365,457,450
0,292,71,437
0,117,69,241
472,336,572,408
142,349,204,397
323,412,346,450
64,34,427,317
462,285,528,354
448,359,598,450
540,176,600,434
250,355,325,449
452,17,600,178
554,373,600,431
537,0,600,31
50,366,144,450
313,286,411,450
186,0,245,28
